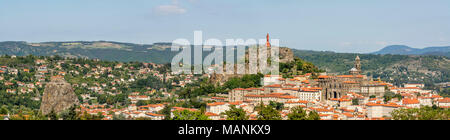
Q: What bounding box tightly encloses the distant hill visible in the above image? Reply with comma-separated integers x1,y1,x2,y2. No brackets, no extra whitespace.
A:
372,45,450,57
0,41,177,64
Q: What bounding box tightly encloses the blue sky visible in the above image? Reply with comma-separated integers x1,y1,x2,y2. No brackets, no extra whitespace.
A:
0,0,449,53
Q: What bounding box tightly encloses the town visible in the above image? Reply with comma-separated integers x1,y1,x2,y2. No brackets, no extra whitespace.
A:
0,41,448,120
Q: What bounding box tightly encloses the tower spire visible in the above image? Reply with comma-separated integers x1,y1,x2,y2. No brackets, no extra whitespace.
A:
349,55,362,75
266,33,271,48
355,55,361,73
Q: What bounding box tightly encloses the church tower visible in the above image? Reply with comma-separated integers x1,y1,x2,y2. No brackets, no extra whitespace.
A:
265,33,272,64
355,55,361,72
349,55,362,75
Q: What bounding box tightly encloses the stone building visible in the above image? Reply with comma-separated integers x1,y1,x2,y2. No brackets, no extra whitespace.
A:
366,102,403,118
316,56,386,100
228,88,265,102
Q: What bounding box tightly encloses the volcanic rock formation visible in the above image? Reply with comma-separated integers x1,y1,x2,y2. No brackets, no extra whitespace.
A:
40,76,79,115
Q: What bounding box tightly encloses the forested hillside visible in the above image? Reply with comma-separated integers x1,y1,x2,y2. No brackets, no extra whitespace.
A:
0,41,177,64
293,50,450,86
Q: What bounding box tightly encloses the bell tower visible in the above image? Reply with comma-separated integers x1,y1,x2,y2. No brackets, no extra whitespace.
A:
266,33,271,48
349,55,362,75
355,55,361,72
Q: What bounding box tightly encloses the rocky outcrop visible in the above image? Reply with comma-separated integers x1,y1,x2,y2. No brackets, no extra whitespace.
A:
210,47,296,84
279,47,294,63
40,76,79,115
244,46,294,63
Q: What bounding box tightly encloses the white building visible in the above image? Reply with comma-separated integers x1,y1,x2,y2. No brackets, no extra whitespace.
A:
206,102,230,115
366,103,402,118
145,113,165,120
404,84,425,89
401,98,420,108
437,98,450,108
263,75,282,86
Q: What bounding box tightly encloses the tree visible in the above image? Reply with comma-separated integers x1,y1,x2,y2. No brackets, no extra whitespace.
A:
172,109,209,120
60,105,79,120
0,106,8,114
383,91,398,102
391,106,449,120
287,106,320,120
223,74,264,89
222,105,248,120
352,99,359,105
287,106,308,120
113,114,127,120
307,110,320,120
79,111,104,120
48,110,58,120
135,117,152,120
159,104,173,120
394,94,403,100
269,101,284,111
257,104,282,120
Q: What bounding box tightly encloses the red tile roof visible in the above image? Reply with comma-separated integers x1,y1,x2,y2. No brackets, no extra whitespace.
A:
438,98,450,103
402,98,420,104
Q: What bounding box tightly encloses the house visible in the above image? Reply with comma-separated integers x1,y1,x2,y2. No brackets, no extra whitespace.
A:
4,82,13,86
263,75,282,86
244,93,298,105
115,64,123,69
366,102,403,118
404,84,425,89
402,98,420,108
342,112,356,120
145,113,165,120
6,89,16,94
140,104,165,112
128,104,137,111
418,96,433,107
9,69,18,75
437,98,450,108
205,112,220,120
228,88,264,102
284,100,308,109
206,102,229,115
211,97,226,102
170,107,198,118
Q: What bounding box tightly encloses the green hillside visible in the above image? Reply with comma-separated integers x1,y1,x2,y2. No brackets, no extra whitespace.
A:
293,50,450,86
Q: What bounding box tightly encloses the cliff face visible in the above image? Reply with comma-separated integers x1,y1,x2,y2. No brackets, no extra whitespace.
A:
40,77,79,115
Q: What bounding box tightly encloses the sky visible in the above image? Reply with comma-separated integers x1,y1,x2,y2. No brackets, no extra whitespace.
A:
0,0,449,53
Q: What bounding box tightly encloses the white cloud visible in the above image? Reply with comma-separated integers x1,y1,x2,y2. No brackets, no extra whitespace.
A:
154,0,190,15
375,41,388,46
155,5,186,15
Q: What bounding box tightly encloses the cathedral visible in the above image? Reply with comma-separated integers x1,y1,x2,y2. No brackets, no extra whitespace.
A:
317,55,386,100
